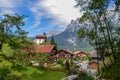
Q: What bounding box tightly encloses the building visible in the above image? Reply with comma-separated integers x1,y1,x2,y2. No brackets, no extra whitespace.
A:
33,45,57,54
23,44,57,63
34,34,46,44
34,44,58,62
87,61,99,69
57,49,73,60
89,50,101,60
73,51,87,58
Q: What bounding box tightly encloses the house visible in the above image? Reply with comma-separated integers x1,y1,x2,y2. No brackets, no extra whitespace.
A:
86,61,99,75
33,45,57,54
34,44,58,62
23,44,57,62
89,50,97,59
57,49,73,60
73,51,87,58
87,61,99,69
23,44,57,53
89,50,101,60
34,34,46,44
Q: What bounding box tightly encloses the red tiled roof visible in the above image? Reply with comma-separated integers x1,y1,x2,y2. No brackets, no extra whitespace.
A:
23,45,55,53
34,45,55,53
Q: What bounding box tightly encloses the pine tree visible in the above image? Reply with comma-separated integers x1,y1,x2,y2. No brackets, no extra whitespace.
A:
50,35,55,44
49,35,58,48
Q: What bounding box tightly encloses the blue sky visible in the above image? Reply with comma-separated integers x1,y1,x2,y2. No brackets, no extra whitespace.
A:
0,0,82,37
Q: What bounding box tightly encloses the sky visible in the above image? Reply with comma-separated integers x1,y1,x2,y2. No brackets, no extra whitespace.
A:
0,0,82,37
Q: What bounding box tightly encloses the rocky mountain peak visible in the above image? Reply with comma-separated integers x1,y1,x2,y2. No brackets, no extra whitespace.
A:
65,19,80,32
46,30,62,37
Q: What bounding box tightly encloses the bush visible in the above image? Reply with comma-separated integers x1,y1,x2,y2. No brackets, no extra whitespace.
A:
0,68,10,80
65,60,70,71
5,73,21,80
100,50,120,79
75,72,95,80
12,64,25,71
57,59,64,67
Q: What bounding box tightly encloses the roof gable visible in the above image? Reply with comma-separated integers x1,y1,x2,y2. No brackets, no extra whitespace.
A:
58,49,72,54
73,51,86,55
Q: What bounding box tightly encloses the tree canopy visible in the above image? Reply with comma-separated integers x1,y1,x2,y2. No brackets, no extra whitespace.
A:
0,14,33,51
75,0,120,79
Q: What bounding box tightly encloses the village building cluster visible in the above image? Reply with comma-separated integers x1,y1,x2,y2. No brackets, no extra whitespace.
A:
24,34,100,78
32,34,88,62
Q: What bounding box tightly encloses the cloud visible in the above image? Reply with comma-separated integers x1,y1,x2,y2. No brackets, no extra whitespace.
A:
40,0,82,23
0,0,82,36
0,0,15,8
0,0,19,17
29,0,82,30
29,4,43,29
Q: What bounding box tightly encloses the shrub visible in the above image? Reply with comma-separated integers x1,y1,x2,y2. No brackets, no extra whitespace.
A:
5,73,21,80
65,60,70,71
75,72,95,80
12,64,25,71
0,68,10,80
57,59,64,67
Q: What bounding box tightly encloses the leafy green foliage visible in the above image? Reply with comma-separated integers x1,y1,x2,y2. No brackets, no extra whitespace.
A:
0,14,32,52
0,44,14,57
115,0,120,11
0,68,10,80
0,14,34,80
5,71,22,80
65,60,70,71
75,72,94,80
57,59,64,67
0,56,23,80
34,53,50,67
76,0,120,79
100,50,120,79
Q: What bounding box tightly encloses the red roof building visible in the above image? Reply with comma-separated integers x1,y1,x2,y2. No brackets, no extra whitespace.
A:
57,49,73,59
34,45,56,53
23,44,57,54
73,51,86,55
87,61,99,69
23,44,58,63
73,51,86,58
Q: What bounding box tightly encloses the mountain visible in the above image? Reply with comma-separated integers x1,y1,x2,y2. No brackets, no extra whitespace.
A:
49,7,120,51
46,30,62,37
48,19,93,51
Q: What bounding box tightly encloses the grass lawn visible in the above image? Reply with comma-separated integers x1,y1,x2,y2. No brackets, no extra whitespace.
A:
21,67,66,80
50,64,63,69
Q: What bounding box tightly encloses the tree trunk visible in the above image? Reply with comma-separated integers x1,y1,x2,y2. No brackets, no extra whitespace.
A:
0,43,3,50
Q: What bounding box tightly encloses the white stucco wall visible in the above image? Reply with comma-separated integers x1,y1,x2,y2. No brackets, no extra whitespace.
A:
34,39,45,44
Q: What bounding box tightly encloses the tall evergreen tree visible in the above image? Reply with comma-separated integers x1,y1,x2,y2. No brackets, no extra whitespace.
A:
50,35,55,44
49,35,58,48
